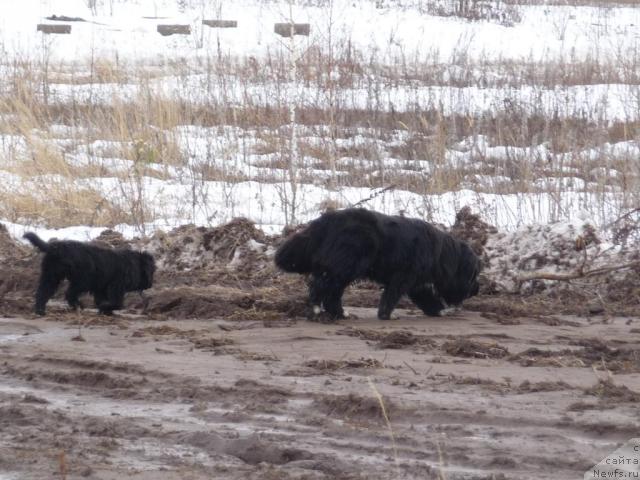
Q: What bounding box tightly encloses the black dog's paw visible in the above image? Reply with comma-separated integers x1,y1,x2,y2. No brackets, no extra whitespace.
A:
307,307,342,324
68,301,85,311
34,308,46,316
312,312,341,324
377,308,398,320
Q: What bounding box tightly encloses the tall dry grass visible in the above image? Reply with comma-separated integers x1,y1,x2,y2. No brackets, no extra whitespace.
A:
0,26,638,229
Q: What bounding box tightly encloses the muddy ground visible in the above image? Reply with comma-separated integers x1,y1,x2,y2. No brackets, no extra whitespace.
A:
1,218,639,479
1,302,640,479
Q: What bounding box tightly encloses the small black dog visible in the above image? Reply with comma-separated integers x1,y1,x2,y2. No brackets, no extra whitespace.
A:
24,232,155,315
275,208,481,321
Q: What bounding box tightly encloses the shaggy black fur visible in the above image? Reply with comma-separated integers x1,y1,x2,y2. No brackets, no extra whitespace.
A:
275,208,481,321
24,232,156,315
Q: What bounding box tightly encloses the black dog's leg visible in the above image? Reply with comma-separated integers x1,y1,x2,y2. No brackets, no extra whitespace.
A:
322,279,348,320
64,283,85,311
378,274,415,320
34,259,64,315
308,274,325,317
408,284,445,317
308,272,346,322
96,284,125,315
93,291,108,314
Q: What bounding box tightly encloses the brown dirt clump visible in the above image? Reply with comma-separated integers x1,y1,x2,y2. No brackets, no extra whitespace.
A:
584,379,640,403
511,348,586,368
0,224,40,298
442,338,509,359
304,358,382,371
450,206,498,257
568,338,640,373
131,325,206,338
0,297,33,316
92,229,130,249
465,294,557,318
191,336,235,351
335,327,436,350
140,284,307,320
376,330,437,349
335,327,385,341
449,375,508,393
376,330,419,348
142,286,255,318
130,324,234,352
314,393,396,421
517,380,573,393
510,340,640,372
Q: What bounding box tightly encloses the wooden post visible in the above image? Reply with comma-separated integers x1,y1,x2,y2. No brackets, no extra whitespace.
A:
157,24,191,36
202,20,237,28
37,24,72,34
274,23,310,37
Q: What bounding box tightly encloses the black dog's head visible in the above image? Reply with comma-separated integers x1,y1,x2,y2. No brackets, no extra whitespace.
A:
439,240,481,307
138,252,156,290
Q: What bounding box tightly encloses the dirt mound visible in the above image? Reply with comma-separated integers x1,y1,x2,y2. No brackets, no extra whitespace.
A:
472,215,640,314
136,218,300,319
92,229,130,249
450,206,498,257
483,217,602,293
0,224,39,299
143,218,270,271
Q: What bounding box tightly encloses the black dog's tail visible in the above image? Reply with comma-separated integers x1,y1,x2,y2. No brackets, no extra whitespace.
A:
275,231,314,273
23,232,50,252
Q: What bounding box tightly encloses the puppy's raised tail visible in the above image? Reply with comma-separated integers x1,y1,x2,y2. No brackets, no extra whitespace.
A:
23,232,50,252
275,231,314,273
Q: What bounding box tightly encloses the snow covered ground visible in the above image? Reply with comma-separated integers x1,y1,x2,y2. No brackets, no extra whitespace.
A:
2,0,639,63
0,0,639,243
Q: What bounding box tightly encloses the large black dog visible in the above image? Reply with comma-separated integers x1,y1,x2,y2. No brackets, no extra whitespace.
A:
24,232,155,315
275,208,480,321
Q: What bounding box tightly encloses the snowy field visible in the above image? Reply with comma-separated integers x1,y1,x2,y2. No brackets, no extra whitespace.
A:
0,0,639,241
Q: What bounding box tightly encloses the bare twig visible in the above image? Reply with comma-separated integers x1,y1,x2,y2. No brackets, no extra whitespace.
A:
603,207,640,230
403,361,418,375
517,260,640,286
350,185,395,208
